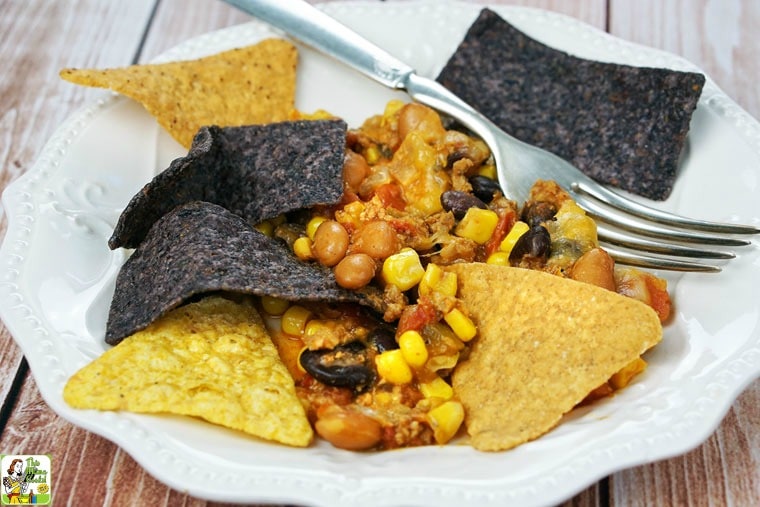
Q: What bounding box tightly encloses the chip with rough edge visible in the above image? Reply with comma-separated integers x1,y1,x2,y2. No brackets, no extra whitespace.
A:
446,263,662,452
60,39,298,148
64,295,314,447
108,119,347,250
105,201,378,346
436,9,704,200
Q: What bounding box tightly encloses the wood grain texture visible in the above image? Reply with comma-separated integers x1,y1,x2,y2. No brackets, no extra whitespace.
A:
0,1,757,506
610,0,760,118
608,1,760,505
445,0,606,27
0,0,154,424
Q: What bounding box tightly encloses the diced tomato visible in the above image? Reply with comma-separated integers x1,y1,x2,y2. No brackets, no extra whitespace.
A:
484,209,516,257
616,268,672,323
397,297,438,335
374,182,406,210
643,274,671,322
388,218,419,236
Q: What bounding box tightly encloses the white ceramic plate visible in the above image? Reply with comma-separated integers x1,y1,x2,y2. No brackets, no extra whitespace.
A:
1,1,759,506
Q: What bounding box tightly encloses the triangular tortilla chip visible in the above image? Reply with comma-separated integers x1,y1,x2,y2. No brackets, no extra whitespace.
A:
60,39,297,147
64,296,313,447
447,264,662,451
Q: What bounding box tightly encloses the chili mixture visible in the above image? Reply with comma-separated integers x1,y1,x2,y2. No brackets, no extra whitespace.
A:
254,101,671,450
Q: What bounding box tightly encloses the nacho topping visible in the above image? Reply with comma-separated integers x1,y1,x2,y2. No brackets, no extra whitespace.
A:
99,100,670,451
60,39,298,148
64,23,678,452
447,263,662,451
65,296,313,447
436,9,704,200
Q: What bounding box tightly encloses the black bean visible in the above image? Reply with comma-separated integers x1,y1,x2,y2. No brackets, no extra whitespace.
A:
440,190,487,219
522,201,557,226
446,150,468,168
509,225,551,264
468,175,502,203
367,326,398,353
299,341,374,391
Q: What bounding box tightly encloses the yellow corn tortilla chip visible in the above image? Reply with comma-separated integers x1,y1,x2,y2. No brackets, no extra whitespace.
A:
59,39,297,148
446,264,662,451
63,295,313,447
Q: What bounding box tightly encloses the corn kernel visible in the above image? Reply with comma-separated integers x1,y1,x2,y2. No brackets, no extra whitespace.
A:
293,236,313,260
281,305,312,336
454,208,499,244
374,391,394,406
477,163,497,180
443,308,477,342
306,216,328,240
253,220,274,237
420,376,454,401
365,146,381,165
375,349,413,385
499,220,530,254
418,263,458,297
260,295,289,316
304,319,330,338
398,330,428,368
381,247,425,291
427,400,465,444
486,251,510,266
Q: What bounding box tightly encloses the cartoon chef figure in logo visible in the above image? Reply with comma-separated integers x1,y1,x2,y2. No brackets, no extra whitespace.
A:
2,459,28,504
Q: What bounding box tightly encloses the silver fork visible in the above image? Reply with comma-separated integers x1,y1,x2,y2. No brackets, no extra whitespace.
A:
225,0,759,272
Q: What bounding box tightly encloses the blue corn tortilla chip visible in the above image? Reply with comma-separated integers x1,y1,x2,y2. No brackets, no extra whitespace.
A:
108,118,347,249
436,9,705,201
105,201,378,345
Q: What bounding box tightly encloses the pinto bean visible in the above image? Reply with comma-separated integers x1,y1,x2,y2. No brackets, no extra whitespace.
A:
397,103,441,141
440,190,487,219
314,405,382,451
351,220,399,259
343,150,370,191
571,247,616,291
312,220,349,267
334,253,376,289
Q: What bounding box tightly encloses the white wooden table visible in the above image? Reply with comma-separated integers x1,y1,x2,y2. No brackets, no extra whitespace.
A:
0,1,757,505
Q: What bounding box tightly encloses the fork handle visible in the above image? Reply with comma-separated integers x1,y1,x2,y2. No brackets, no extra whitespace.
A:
224,0,502,155
224,0,415,89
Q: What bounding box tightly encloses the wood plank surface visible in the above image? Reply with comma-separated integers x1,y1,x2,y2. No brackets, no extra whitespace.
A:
0,1,757,506
0,0,155,435
608,2,760,505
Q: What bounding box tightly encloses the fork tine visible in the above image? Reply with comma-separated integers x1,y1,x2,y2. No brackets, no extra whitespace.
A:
602,245,724,273
573,181,760,235
596,223,736,259
574,193,753,246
